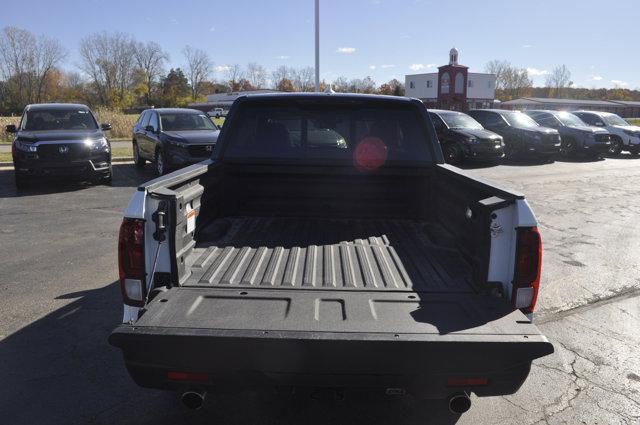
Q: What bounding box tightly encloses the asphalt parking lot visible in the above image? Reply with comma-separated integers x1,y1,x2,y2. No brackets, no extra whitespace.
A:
1,157,639,425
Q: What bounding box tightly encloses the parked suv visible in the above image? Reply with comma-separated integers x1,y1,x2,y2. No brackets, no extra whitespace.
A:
523,110,611,159
572,111,640,156
8,103,112,189
468,109,560,161
428,109,504,164
132,108,220,175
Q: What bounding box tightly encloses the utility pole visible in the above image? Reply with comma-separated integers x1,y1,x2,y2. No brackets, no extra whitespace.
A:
315,0,320,92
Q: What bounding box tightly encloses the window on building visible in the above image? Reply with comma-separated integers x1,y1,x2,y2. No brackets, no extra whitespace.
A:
468,80,474,88
488,81,492,88
441,72,450,94
455,73,464,94
409,81,415,89
427,81,432,88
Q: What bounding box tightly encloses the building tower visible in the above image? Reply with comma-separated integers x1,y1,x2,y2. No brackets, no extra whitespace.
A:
438,47,468,111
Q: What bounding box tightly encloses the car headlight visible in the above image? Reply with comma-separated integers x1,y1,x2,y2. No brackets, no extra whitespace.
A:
14,139,37,152
532,134,542,141
585,132,595,140
84,137,109,152
463,137,479,144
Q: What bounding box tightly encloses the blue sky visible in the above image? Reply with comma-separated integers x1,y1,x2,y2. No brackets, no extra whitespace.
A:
1,0,637,89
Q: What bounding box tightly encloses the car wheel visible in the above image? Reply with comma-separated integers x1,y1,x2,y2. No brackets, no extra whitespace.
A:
608,137,623,156
133,141,145,167
155,148,167,176
442,143,462,165
503,142,516,160
560,138,575,157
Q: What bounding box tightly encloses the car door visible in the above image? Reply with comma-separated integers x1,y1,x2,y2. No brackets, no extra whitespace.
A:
134,111,150,158
144,111,160,157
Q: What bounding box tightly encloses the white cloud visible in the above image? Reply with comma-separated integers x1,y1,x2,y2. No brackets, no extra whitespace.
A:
591,75,603,81
611,80,628,86
380,64,396,69
369,65,377,70
336,47,356,54
526,67,549,76
409,63,435,71
214,65,231,73
276,55,290,60
209,26,216,32
522,44,533,48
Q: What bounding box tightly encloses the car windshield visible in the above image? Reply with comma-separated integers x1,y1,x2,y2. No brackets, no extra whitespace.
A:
440,113,483,129
224,103,433,166
602,113,629,126
160,113,217,131
503,112,539,129
555,112,586,127
21,109,98,131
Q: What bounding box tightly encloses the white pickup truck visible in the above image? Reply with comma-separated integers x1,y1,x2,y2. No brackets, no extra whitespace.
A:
109,93,553,414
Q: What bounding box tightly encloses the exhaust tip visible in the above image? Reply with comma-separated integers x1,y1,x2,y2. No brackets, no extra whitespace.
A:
448,392,471,414
181,390,205,410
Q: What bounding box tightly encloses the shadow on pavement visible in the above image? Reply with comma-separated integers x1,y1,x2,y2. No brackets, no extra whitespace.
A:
0,281,461,425
0,163,157,198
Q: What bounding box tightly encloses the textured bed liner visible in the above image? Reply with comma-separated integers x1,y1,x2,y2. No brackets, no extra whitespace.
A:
184,216,473,292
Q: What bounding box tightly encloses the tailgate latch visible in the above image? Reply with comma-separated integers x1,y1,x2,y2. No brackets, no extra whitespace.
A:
152,201,168,242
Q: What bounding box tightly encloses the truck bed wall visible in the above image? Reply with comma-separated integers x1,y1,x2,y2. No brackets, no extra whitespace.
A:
184,164,510,290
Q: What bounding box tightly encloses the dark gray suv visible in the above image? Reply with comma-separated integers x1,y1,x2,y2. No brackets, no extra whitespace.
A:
524,110,611,159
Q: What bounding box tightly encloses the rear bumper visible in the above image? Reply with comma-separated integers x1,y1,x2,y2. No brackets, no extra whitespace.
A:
109,325,553,399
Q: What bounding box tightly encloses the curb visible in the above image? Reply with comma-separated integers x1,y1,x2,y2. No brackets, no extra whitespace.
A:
0,157,133,167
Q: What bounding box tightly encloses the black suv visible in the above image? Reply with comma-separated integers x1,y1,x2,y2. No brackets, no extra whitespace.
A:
8,103,112,188
468,109,561,160
132,108,220,175
523,110,611,159
428,109,504,164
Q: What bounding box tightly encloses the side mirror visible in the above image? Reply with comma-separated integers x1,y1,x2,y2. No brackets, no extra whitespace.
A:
144,125,156,133
5,124,17,133
101,123,112,131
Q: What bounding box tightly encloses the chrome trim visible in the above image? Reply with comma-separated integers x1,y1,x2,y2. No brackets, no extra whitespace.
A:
32,139,104,146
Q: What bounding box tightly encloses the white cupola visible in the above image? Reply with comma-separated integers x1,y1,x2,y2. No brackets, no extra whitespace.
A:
449,47,459,65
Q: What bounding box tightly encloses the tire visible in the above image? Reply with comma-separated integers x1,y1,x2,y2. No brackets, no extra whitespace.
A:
133,141,145,167
503,142,516,160
608,137,623,156
560,138,576,157
629,148,640,157
155,148,167,176
442,143,462,165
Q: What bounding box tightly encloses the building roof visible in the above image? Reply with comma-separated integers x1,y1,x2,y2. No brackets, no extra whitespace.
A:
502,97,623,107
610,100,640,106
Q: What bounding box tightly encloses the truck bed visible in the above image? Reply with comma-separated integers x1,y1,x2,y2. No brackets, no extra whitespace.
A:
185,216,474,292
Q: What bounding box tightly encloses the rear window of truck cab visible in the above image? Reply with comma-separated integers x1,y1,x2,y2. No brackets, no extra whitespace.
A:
223,102,434,167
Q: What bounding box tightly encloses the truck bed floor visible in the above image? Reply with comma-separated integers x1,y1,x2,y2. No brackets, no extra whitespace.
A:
184,217,473,292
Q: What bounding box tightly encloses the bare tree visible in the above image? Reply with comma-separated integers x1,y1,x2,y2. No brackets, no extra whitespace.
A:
545,65,572,97
225,64,243,90
503,67,533,98
246,62,267,89
484,60,511,91
0,26,66,106
291,67,315,92
332,76,349,92
271,65,290,88
78,32,137,106
183,46,213,100
134,41,169,105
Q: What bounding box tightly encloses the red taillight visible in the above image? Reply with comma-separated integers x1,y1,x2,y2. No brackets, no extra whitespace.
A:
118,218,146,307
512,227,542,313
447,377,489,387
